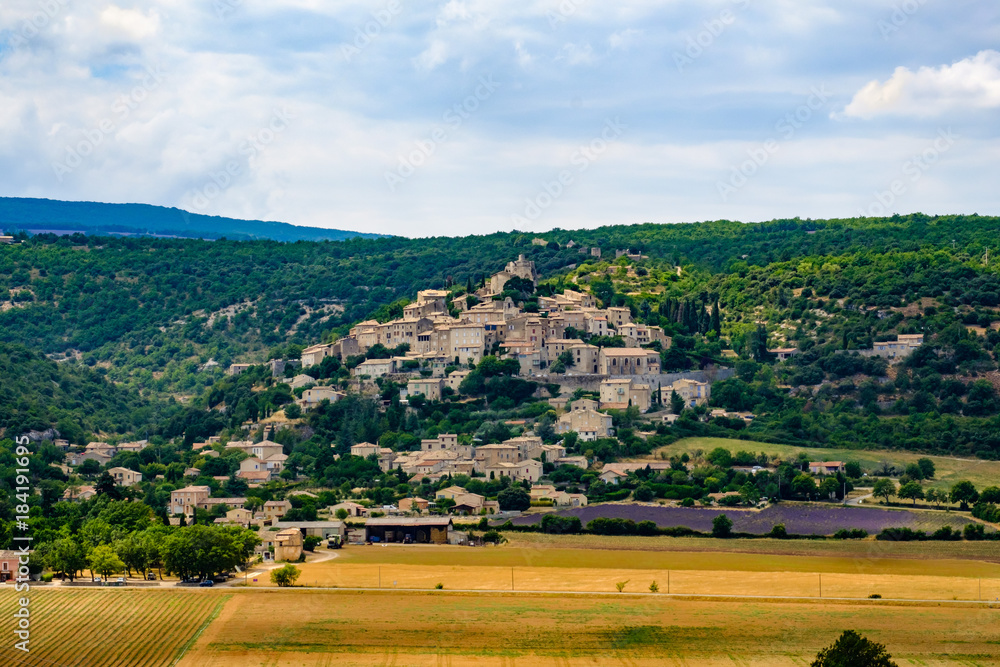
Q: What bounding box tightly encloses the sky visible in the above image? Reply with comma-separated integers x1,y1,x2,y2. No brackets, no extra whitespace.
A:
1,0,998,237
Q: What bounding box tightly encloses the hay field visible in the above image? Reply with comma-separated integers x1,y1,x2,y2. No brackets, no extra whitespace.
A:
250,544,1000,601
0,588,225,667
656,437,1000,493
179,589,1000,666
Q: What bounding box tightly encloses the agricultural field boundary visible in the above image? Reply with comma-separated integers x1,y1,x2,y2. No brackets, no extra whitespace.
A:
170,595,230,666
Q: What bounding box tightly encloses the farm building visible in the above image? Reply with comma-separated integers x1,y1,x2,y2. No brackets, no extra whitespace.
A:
272,520,346,541
365,517,452,544
274,529,303,562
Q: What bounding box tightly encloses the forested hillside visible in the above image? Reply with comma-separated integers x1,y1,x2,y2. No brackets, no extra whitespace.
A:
1,213,999,456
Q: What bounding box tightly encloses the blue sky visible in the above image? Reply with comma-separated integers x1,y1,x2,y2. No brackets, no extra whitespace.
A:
1,0,998,237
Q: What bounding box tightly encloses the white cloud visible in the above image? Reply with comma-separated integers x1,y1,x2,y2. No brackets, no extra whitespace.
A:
609,28,641,51
414,39,449,71
100,6,161,40
840,50,1000,118
557,42,595,66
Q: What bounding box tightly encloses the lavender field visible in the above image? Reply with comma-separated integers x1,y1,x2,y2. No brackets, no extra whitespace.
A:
512,503,976,536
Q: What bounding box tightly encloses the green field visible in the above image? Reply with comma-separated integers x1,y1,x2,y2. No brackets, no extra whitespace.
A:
653,437,1000,493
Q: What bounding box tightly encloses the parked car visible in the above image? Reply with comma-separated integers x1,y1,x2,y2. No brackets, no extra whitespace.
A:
199,580,215,587
147,572,157,581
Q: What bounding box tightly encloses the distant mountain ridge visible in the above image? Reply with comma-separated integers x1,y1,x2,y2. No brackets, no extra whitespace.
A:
0,197,388,242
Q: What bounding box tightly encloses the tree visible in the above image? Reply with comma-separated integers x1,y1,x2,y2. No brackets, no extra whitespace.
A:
283,403,302,419
497,487,531,512
711,513,733,538
979,486,1000,505
89,544,125,581
95,471,122,500
897,481,924,506
811,630,898,667
670,390,685,415
335,508,350,520
950,481,978,510
303,535,322,552
42,537,88,581
792,474,817,499
872,478,896,504
79,459,101,476
924,488,941,508
819,477,840,500
844,461,863,479
916,458,935,479
270,563,301,587
739,482,760,506
633,484,654,502
706,447,733,468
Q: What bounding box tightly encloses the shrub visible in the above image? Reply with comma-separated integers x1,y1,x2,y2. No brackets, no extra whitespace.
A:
649,581,659,593
930,526,961,541
270,564,301,587
633,484,655,502
833,528,868,540
812,630,897,667
769,524,788,539
435,583,444,590
711,514,733,538
482,529,506,544
964,523,986,541
303,535,322,552
876,527,926,542
540,514,583,534
868,593,882,599
615,580,629,593
680,497,695,507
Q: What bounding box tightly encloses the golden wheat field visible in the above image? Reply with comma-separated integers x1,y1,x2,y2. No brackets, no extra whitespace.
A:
176,589,1000,666
250,543,1000,602
2,586,998,666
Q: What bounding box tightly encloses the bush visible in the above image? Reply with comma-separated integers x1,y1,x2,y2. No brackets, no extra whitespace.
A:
270,564,301,587
497,487,531,512
876,527,926,542
680,497,695,507
769,524,788,539
540,514,583,534
303,535,322,552
811,630,897,667
711,514,733,538
964,523,986,541
482,529,506,544
930,526,961,541
633,484,655,502
832,528,868,540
